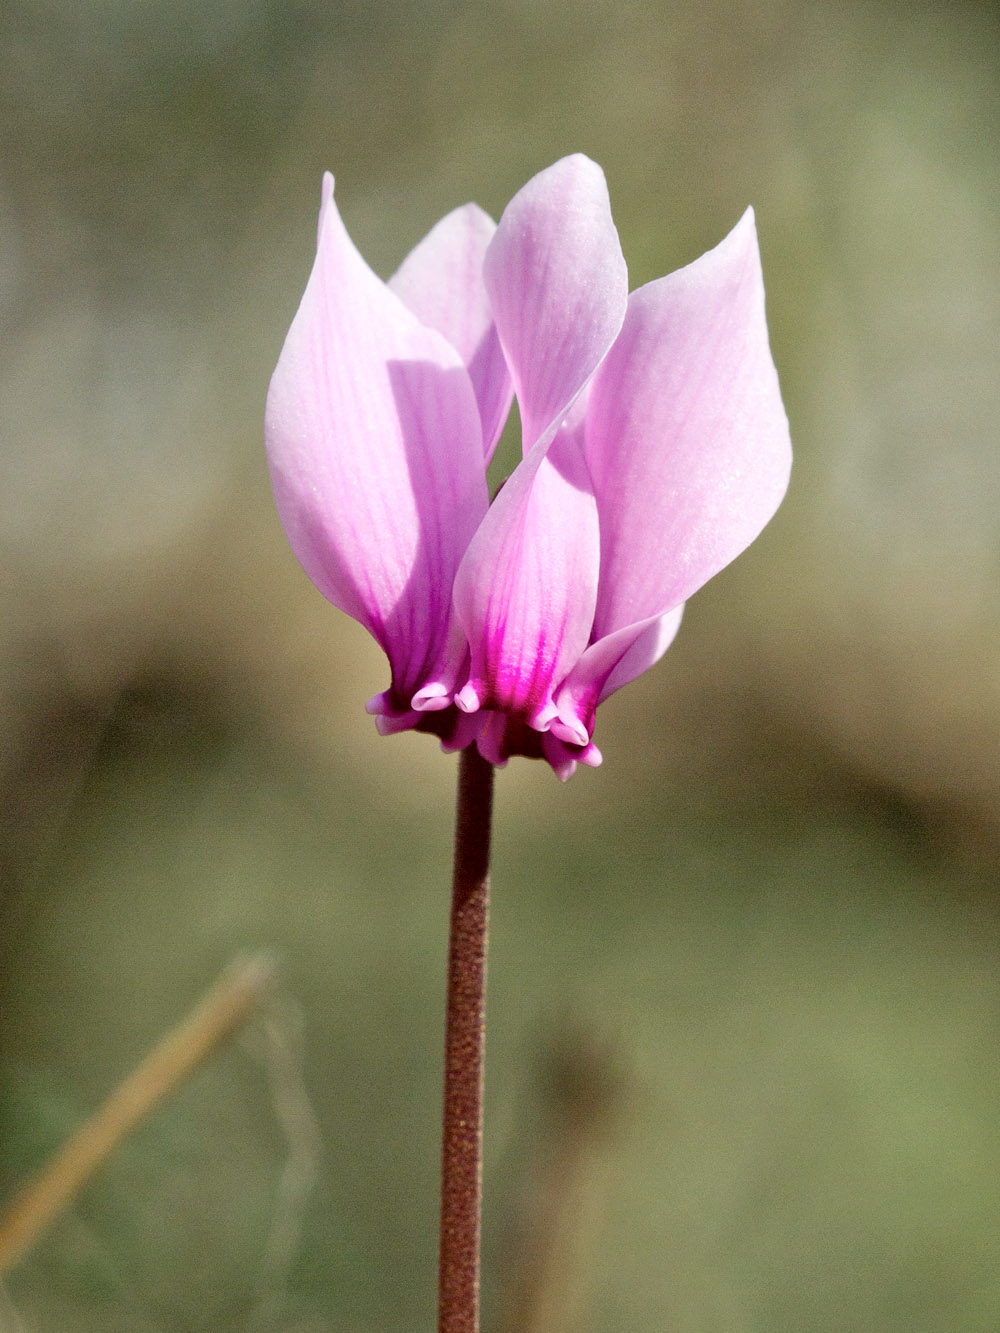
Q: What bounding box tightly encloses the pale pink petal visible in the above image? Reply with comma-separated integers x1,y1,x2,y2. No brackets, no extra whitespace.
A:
596,606,685,702
483,154,628,451
389,203,513,460
265,173,488,707
453,416,600,731
585,208,792,642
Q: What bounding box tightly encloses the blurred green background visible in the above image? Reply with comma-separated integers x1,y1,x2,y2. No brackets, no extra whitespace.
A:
2,0,999,1328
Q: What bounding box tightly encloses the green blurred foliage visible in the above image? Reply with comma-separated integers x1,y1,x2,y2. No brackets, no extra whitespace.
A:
1,0,999,1329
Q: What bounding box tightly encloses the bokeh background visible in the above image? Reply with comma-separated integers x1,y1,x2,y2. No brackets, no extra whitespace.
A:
2,0,999,1328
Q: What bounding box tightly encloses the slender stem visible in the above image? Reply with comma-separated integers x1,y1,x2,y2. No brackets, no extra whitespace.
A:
438,745,494,1333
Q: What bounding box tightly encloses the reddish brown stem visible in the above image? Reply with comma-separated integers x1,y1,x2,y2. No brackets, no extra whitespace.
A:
438,745,494,1333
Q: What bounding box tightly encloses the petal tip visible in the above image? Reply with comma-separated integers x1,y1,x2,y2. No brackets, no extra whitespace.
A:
455,683,482,713
412,682,452,712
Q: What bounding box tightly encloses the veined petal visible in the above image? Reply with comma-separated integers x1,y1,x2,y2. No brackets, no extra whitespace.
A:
389,203,513,460
585,208,792,641
453,415,600,730
265,173,489,706
483,154,628,451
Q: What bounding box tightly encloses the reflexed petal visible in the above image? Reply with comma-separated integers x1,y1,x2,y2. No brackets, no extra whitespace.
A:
585,208,792,640
483,154,628,451
453,416,600,730
265,173,488,705
389,203,513,460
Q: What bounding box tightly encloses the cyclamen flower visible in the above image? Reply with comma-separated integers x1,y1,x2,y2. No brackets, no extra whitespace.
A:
265,155,791,779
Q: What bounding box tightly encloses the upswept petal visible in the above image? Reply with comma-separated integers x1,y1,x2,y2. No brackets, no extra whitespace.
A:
265,173,488,706
389,203,513,460
483,154,628,452
453,411,600,731
584,208,792,642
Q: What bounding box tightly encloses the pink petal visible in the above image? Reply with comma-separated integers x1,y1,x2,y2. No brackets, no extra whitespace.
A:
467,710,602,780
541,732,603,782
585,208,792,642
596,606,685,702
483,154,628,452
549,210,790,738
265,174,489,707
551,606,685,746
389,203,513,460
452,414,600,731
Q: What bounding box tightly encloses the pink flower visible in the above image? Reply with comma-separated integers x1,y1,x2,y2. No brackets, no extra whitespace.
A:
265,155,791,779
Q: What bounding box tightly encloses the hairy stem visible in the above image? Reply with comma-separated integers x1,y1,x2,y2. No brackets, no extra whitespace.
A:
438,745,494,1333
